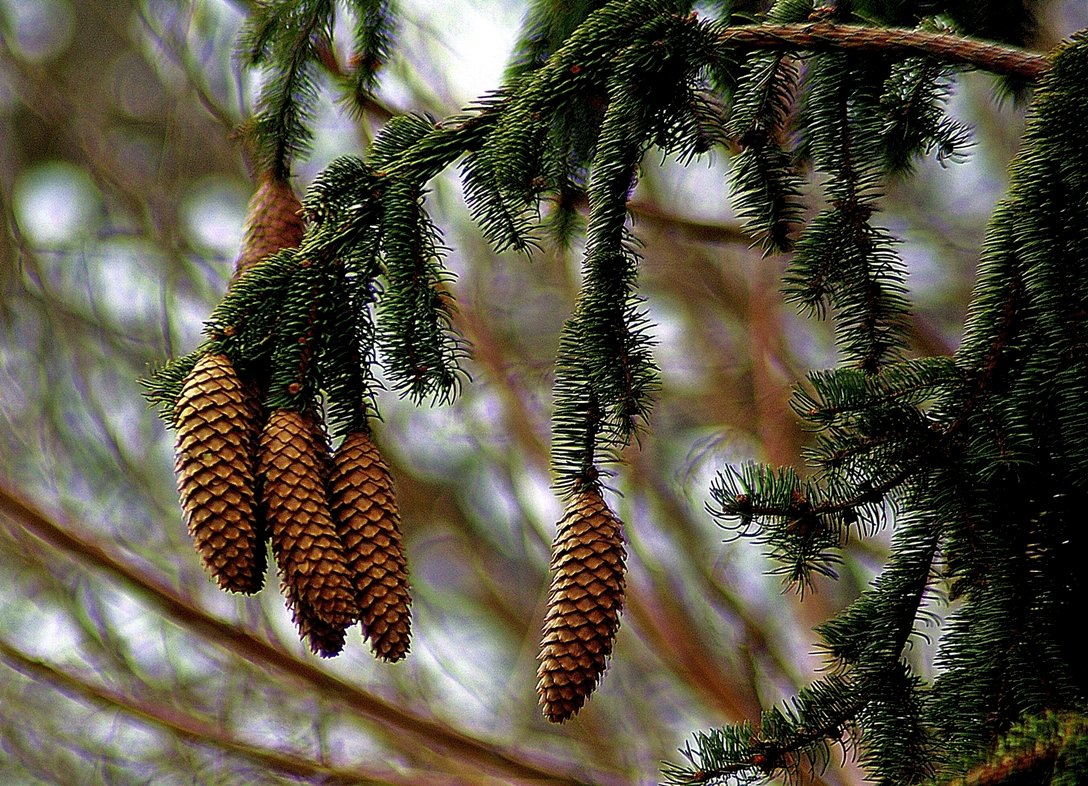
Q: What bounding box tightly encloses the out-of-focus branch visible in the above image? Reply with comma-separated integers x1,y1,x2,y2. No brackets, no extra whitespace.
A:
136,8,238,136
0,638,450,786
631,201,752,245
0,483,618,786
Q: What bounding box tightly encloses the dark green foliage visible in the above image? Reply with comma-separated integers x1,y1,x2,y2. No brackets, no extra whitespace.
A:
460,118,542,254
940,712,1088,786
239,0,333,177
686,32,1088,786
548,6,726,492
315,258,380,436
785,206,910,372
923,40,1088,758
662,674,863,785
477,0,702,232
211,250,299,371
710,463,845,588
239,0,397,176
726,52,804,253
505,0,611,82
266,256,325,409
376,179,466,404
766,0,814,24
879,54,971,173
787,50,911,373
144,2,1088,782
342,0,395,110
368,113,436,171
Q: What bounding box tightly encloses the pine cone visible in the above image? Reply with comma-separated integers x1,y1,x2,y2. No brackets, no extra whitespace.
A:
174,353,266,593
235,174,305,277
258,409,358,629
329,431,412,662
284,580,349,658
537,487,627,722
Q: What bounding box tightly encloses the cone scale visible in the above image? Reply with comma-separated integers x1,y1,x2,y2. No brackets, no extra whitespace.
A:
329,431,413,662
174,353,266,594
235,174,305,277
537,486,628,723
258,409,359,629
284,580,350,658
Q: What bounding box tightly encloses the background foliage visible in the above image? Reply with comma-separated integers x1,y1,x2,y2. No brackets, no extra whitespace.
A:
2,0,1086,783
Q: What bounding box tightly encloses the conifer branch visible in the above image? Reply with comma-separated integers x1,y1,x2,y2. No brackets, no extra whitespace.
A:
716,23,1049,81
663,676,869,786
939,712,1088,786
948,743,1060,786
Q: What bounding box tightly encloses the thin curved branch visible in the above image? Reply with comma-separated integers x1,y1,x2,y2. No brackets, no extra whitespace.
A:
718,23,1050,80
0,638,446,786
349,22,1048,192
0,483,612,786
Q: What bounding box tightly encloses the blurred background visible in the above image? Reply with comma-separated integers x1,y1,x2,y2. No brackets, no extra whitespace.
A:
2,1,1087,783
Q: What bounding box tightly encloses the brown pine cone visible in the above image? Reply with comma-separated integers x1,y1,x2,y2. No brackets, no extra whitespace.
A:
258,409,358,629
174,353,266,594
537,487,627,723
283,579,349,658
235,174,305,278
329,431,412,662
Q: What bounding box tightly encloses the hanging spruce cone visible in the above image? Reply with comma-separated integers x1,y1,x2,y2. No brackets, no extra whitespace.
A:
282,416,349,657
329,431,412,662
235,173,305,277
258,409,358,629
284,580,349,658
537,486,627,722
174,353,266,594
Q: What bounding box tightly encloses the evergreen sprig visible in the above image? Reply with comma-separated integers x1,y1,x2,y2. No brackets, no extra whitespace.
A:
879,54,972,173
549,7,726,492
663,674,865,786
678,30,1088,786
239,0,333,178
376,178,466,404
341,0,395,110
726,52,804,253
143,4,1088,781
239,0,398,176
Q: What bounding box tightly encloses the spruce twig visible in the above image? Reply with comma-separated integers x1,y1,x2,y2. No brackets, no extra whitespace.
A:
716,23,1049,80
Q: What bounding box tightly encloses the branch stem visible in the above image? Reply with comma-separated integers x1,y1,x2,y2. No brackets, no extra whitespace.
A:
717,23,1049,80
0,483,600,786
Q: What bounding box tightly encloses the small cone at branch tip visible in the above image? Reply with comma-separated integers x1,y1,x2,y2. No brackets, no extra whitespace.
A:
258,409,359,630
235,174,306,277
537,486,628,723
329,430,413,662
174,353,266,594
